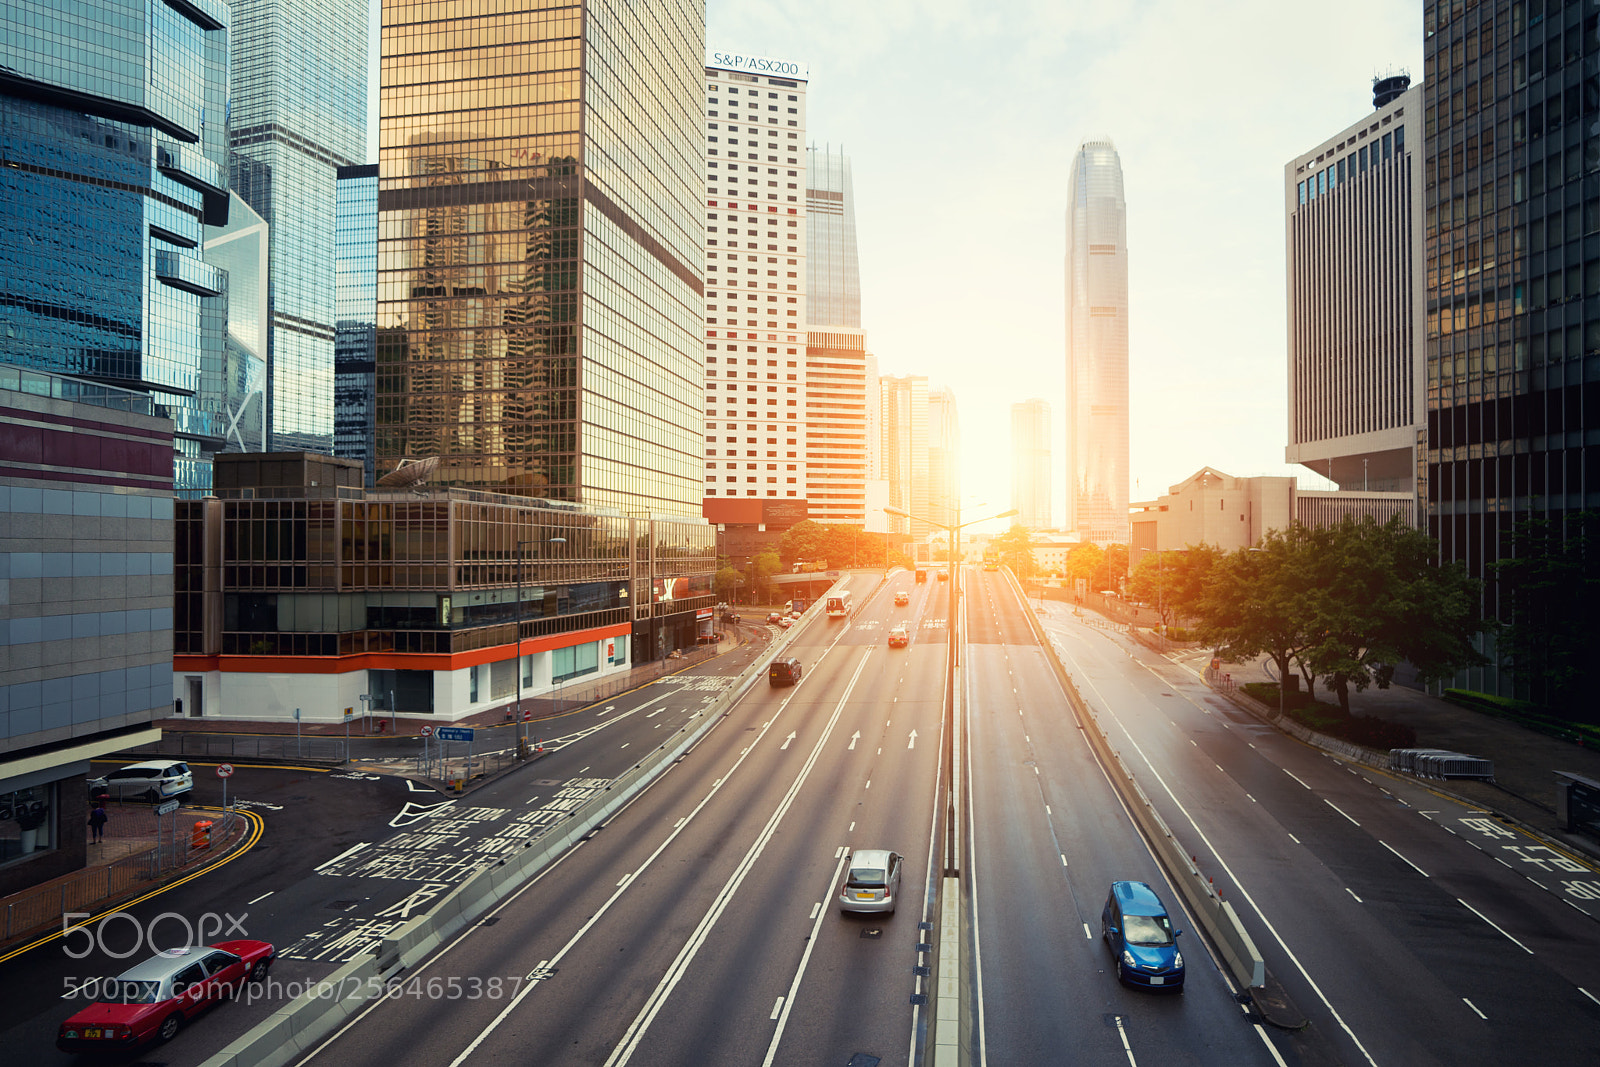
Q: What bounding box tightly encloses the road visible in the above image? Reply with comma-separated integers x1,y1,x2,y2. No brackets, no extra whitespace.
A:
295,571,944,1067
1012,570,1600,1067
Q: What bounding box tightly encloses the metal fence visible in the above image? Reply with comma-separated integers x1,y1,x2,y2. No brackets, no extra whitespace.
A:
155,734,350,761
1,807,238,943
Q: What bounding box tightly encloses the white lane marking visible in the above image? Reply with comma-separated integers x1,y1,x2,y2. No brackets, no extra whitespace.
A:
1288,833,1301,845
769,997,784,1021
607,653,874,1067
1283,769,1311,789
1458,898,1534,954
315,843,369,871
761,851,853,1065
1381,840,1430,878
1581,987,1600,1006
674,818,685,828
808,902,820,920
1113,1013,1139,1066
616,874,631,888
848,731,861,750
1058,659,1382,1067
908,729,918,749
646,707,663,718
1325,799,1361,826
1061,854,1068,867
1044,804,1052,815
620,743,630,750
780,731,796,750
1346,888,1363,903
1082,923,1092,940
248,891,274,904
1253,1022,1289,1066
1463,998,1487,1020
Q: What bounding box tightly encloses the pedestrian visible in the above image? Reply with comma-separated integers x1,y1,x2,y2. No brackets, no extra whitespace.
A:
87,802,108,844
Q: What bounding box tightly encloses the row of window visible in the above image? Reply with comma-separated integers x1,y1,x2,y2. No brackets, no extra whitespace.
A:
1297,127,1403,205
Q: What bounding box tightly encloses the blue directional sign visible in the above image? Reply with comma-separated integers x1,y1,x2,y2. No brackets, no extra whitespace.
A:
436,726,475,743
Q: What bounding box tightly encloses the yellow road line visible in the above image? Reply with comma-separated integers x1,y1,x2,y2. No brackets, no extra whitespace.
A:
0,807,266,964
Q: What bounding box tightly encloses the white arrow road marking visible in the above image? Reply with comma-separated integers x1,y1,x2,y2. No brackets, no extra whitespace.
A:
781,732,796,750
907,729,918,750
848,731,860,750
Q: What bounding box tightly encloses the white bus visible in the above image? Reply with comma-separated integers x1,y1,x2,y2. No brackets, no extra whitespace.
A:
825,590,854,618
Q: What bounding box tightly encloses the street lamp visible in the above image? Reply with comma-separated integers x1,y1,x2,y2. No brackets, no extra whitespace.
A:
884,501,1016,879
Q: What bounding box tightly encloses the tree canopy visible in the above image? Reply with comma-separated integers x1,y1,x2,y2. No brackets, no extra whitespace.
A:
989,524,1039,579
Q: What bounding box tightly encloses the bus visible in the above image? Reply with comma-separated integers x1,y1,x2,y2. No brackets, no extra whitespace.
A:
825,590,854,618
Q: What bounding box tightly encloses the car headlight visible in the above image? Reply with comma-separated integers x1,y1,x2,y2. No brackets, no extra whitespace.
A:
1122,950,1135,968
1173,951,1183,969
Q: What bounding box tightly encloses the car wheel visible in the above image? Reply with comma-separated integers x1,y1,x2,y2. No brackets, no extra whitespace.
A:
249,959,271,982
158,1013,182,1042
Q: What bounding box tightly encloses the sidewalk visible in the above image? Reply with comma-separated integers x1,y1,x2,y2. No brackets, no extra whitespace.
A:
0,626,772,953
1,803,249,951
1176,646,1600,861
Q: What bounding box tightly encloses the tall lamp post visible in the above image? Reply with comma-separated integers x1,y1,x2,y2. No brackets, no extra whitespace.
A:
885,502,1015,879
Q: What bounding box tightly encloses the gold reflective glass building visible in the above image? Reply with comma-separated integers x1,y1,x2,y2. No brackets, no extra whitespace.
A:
375,0,706,514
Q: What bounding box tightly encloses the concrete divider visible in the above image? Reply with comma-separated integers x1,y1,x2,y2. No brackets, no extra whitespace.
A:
1009,575,1265,990
203,597,823,1067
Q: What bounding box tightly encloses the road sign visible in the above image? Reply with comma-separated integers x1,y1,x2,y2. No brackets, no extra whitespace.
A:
436,726,474,742
217,764,234,779
419,725,434,737
155,799,179,816
523,709,533,721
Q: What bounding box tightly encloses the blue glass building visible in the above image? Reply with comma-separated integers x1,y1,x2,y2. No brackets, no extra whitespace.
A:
335,163,379,486
229,0,369,455
1,0,241,494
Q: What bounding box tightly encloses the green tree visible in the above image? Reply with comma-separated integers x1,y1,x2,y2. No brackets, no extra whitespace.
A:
777,520,830,569
1127,550,1179,628
1192,531,1318,701
1093,543,1130,593
1066,542,1104,585
989,524,1039,579
1165,543,1225,622
714,565,745,604
1300,517,1485,715
1490,511,1600,716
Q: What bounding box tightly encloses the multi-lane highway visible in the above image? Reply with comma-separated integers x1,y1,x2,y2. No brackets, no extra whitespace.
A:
11,567,1599,1067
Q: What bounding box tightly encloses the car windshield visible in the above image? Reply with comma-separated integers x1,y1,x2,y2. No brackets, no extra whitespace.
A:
111,980,163,1004
847,866,887,888
1123,914,1173,946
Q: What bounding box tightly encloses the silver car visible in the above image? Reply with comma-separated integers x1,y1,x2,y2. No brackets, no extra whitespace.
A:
838,849,903,914
89,760,194,802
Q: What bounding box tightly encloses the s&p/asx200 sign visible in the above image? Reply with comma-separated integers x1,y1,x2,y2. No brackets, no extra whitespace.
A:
707,51,809,79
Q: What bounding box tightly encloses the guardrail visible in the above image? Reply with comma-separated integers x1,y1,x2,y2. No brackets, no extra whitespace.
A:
1010,575,1266,991
201,596,827,1067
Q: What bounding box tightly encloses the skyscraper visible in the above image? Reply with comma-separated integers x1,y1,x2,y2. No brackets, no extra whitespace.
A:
1,0,241,494
1422,2,1592,698
1011,398,1052,530
377,1,707,514
1065,139,1130,545
701,52,809,507
928,386,961,533
880,375,929,540
230,0,369,454
334,164,379,486
1285,79,1423,528
806,145,870,523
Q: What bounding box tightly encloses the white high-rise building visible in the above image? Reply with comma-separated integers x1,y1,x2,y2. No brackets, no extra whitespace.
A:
880,375,929,540
1011,398,1051,530
701,53,809,503
928,386,960,532
1284,79,1422,522
1065,139,1130,545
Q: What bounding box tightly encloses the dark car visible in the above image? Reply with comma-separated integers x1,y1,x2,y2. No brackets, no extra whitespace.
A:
1101,881,1184,989
769,657,802,687
58,940,275,1051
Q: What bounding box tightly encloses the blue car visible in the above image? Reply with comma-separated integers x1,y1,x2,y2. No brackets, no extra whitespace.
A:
1101,881,1185,990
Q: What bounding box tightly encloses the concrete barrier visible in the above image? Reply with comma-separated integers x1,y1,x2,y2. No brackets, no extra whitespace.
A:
1010,576,1265,990
203,597,819,1067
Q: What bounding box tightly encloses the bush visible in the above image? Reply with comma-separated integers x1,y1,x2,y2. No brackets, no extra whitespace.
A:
1443,689,1600,746
1338,714,1418,750
1240,683,1417,748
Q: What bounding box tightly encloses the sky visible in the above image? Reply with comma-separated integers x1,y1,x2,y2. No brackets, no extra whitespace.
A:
367,1,1424,531
706,0,1423,526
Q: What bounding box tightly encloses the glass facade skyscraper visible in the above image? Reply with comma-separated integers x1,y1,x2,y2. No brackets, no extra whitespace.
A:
880,375,929,540
229,0,369,455
377,0,707,515
1011,398,1052,530
805,145,868,523
335,164,379,486
1,0,236,494
1065,139,1131,545
1423,2,1600,698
